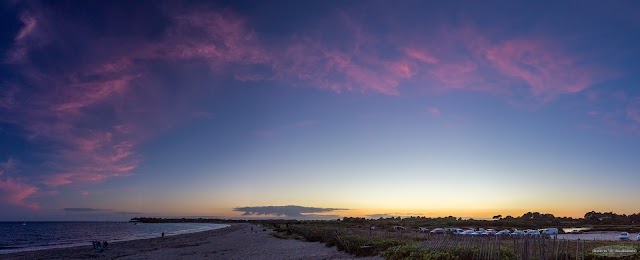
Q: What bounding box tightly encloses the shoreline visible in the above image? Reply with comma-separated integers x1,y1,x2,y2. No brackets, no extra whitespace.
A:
2,223,381,260
0,223,230,255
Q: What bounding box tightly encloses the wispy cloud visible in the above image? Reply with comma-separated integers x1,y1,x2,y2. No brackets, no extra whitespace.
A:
6,13,39,63
578,89,640,135
366,212,425,219
233,205,348,218
627,98,640,124
0,3,625,209
426,106,441,117
485,38,609,100
63,208,105,212
113,211,143,215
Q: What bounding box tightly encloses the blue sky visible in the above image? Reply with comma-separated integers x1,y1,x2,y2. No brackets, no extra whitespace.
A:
0,0,639,220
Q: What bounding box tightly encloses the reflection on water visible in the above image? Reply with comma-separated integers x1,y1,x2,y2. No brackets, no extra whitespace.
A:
562,227,591,233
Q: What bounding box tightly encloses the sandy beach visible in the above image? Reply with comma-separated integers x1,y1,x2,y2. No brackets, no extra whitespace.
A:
2,224,382,260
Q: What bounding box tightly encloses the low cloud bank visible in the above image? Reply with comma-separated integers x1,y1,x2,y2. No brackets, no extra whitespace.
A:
233,205,348,218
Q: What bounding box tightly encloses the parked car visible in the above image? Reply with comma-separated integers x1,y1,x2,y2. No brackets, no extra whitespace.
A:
543,228,558,235
418,227,429,233
511,230,526,237
496,230,511,237
527,230,541,237
540,228,558,237
619,232,630,240
482,229,497,236
637,233,640,241
460,230,476,235
430,228,445,234
452,228,465,235
570,230,580,234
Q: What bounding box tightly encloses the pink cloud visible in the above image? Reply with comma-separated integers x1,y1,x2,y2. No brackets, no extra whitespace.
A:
0,159,39,210
0,178,39,209
2,5,625,206
7,9,272,190
52,76,138,114
428,62,481,89
426,106,441,117
627,98,640,123
15,13,37,41
7,63,142,189
580,94,640,135
159,10,271,67
403,47,439,64
6,12,45,63
485,38,603,98
274,38,413,95
42,173,73,187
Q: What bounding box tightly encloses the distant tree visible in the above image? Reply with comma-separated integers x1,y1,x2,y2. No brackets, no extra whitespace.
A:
492,215,502,220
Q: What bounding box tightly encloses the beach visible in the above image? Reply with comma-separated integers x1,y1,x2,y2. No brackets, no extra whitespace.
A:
2,223,382,260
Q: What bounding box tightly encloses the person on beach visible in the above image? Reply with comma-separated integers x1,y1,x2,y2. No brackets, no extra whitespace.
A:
102,241,108,248
162,232,165,237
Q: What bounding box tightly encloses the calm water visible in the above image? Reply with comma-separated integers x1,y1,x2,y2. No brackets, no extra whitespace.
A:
561,227,591,233
0,222,229,254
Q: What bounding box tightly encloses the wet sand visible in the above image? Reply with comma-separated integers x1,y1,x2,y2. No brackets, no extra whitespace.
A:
2,223,382,260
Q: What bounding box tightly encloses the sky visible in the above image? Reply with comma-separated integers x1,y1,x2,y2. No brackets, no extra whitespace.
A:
0,0,639,221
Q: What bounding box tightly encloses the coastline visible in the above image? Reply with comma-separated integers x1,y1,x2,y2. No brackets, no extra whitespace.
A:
0,223,230,255
2,223,381,260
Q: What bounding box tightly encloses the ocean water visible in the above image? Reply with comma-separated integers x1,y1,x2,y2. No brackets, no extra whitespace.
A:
0,222,229,254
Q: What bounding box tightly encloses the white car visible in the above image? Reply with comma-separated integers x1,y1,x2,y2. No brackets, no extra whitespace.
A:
543,228,558,235
418,227,430,233
452,228,465,235
460,230,476,235
619,232,630,240
527,230,541,237
637,233,640,241
482,229,497,236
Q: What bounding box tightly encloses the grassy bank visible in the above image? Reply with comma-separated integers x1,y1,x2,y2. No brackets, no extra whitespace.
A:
264,222,640,259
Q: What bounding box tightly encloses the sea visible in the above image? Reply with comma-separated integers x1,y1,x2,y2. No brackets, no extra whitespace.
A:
0,222,229,254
